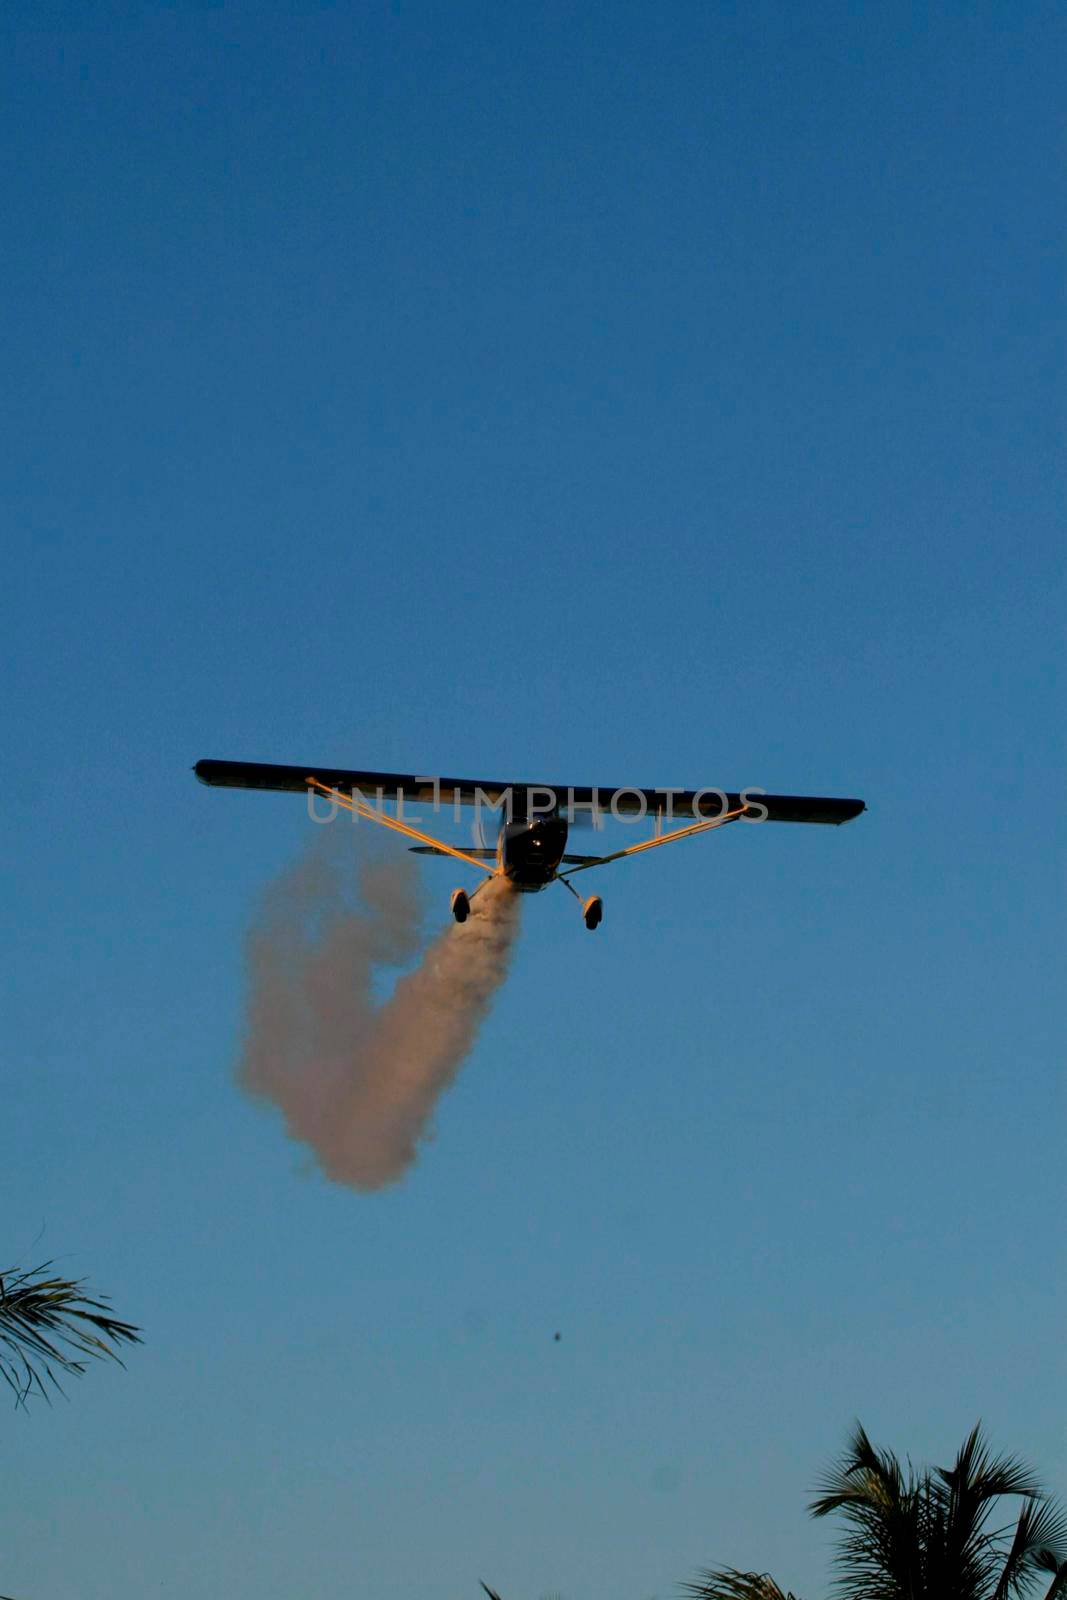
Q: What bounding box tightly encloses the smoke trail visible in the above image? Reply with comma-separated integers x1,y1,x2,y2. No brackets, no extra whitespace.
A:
239,830,520,1190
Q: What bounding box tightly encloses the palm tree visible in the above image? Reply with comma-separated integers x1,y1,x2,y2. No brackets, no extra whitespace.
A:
0,1259,141,1408
684,1423,1067,1600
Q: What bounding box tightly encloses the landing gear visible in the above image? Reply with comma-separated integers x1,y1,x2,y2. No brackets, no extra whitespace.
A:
559,873,604,931
450,888,470,924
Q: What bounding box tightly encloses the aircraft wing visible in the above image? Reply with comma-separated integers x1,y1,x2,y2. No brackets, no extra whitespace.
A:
194,759,864,825
408,846,498,859
407,847,604,865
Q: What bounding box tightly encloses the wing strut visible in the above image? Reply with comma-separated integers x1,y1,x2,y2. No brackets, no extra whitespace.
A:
307,779,498,877
558,806,747,880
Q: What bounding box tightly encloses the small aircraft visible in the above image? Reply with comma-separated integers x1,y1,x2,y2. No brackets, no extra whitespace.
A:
194,759,865,930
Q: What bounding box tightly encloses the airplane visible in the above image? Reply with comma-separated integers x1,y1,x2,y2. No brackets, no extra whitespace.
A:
194,759,865,931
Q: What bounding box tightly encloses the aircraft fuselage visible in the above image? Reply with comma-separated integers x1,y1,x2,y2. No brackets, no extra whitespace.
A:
498,815,569,890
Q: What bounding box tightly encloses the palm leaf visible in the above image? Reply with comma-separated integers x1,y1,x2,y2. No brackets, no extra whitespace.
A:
810,1423,924,1600
990,1497,1067,1600
0,1260,141,1407
1036,1553,1067,1600
680,1568,801,1599
928,1423,1045,1596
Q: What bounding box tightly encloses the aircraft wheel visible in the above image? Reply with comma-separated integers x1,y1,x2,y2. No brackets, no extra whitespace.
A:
582,895,603,931
450,888,470,924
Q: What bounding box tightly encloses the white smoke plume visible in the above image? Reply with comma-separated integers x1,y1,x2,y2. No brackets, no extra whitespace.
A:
239,830,520,1190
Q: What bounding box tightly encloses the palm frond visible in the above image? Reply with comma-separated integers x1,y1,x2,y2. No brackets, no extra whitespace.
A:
809,1422,924,1600
809,1421,910,1522
930,1423,1043,1594
680,1568,801,1600
920,1425,1065,1600
990,1498,1067,1600
0,1261,141,1407
939,1423,1044,1507
1037,1554,1067,1600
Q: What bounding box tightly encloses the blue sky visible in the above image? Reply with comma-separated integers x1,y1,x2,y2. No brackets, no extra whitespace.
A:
2,2,1063,1595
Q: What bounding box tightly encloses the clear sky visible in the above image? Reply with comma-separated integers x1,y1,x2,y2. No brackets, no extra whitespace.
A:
2,3,1063,1596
